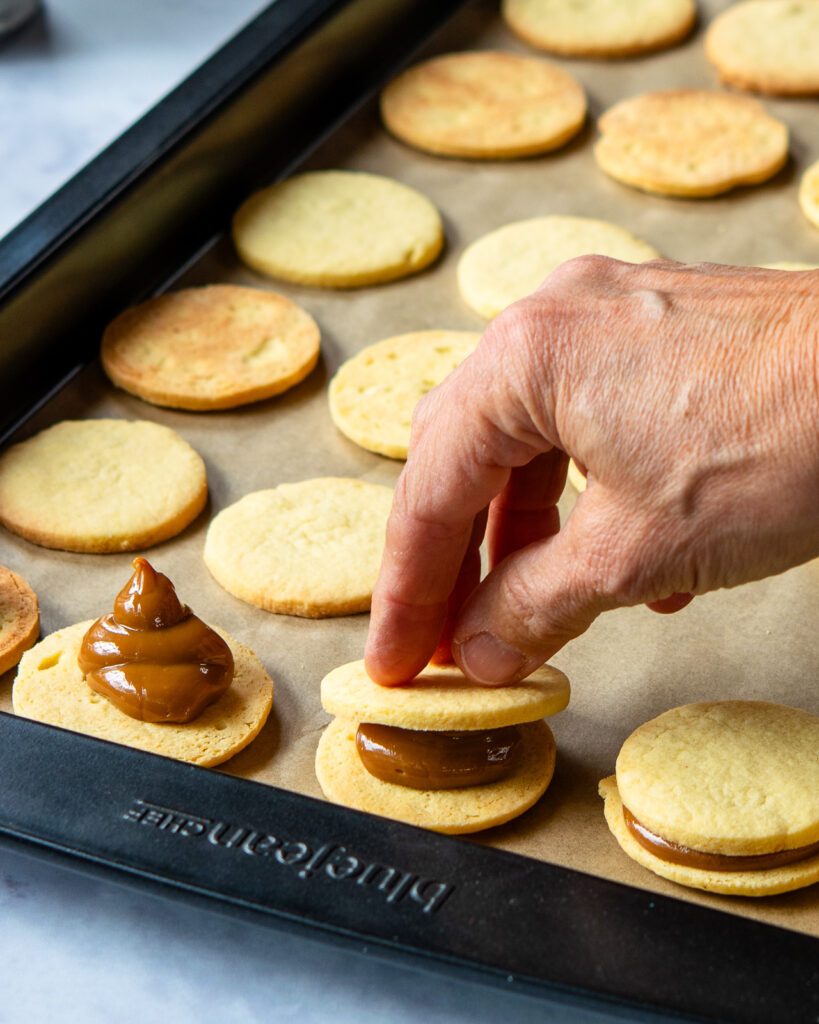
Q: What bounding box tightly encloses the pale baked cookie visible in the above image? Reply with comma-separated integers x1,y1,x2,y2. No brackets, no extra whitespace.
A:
316,658,569,833
567,458,587,493
502,0,696,58
458,215,659,319
13,621,273,767
320,659,571,729
0,420,207,553
232,171,444,288
0,566,39,676
706,0,819,96
204,478,393,617
329,330,480,459
758,261,819,270
799,160,819,230
380,51,586,159
317,717,556,834
595,90,789,198
600,702,819,895
101,285,320,411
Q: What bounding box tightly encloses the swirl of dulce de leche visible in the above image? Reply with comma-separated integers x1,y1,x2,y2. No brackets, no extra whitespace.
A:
78,558,234,723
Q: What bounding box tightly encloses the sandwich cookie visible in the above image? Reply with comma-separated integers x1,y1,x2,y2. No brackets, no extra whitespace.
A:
0,419,207,553
595,90,789,198
706,0,819,97
0,565,39,676
101,285,320,411
502,0,696,58
328,330,481,459
458,215,659,319
232,170,443,288
380,51,586,159
800,160,819,231
204,478,393,617
600,701,819,895
316,659,570,833
13,559,273,767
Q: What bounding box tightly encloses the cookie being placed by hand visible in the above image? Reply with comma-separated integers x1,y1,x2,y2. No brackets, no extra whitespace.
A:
380,51,586,159
232,171,443,288
458,215,659,319
502,0,696,58
102,285,320,411
329,330,480,459
0,566,39,676
595,90,788,198
316,659,570,834
204,478,393,617
600,701,819,896
706,0,819,97
0,420,207,553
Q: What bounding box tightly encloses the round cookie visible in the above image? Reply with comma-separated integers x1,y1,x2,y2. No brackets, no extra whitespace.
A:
321,659,571,730
101,285,320,411
600,701,819,896
502,0,696,58
594,90,789,198
317,717,555,834
232,171,444,288
13,621,273,767
706,0,819,97
0,420,207,553
458,215,659,319
799,160,819,231
380,51,586,159
329,330,480,459
0,566,39,676
567,458,587,493
204,478,393,617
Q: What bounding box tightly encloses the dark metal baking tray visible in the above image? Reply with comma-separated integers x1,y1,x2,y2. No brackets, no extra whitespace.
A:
0,2,817,1021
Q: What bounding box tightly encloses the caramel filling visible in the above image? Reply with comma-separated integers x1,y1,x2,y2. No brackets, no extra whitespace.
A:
623,806,819,872
78,558,233,723
356,722,522,790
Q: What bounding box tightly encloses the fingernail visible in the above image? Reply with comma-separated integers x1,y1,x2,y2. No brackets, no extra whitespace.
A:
455,632,532,686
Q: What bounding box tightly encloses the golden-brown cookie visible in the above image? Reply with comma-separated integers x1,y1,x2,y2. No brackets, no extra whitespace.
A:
706,0,819,97
380,51,586,159
600,702,819,895
204,478,393,617
595,90,788,198
13,621,273,767
101,285,320,411
458,215,659,319
799,160,819,230
328,330,480,459
502,0,696,58
232,171,444,288
317,717,555,834
0,566,39,676
0,420,207,553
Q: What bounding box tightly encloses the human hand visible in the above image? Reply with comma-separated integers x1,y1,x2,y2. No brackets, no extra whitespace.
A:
365,258,819,685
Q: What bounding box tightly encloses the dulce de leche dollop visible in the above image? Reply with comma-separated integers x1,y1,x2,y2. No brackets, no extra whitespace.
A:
78,558,234,723
356,723,523,790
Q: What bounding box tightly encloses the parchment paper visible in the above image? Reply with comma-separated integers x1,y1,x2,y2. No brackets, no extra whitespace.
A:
2,0,818,938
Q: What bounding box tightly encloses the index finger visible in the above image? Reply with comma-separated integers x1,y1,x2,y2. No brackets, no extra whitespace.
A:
364,338,552,684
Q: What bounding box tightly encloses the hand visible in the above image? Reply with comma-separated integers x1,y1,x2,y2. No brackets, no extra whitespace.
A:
365,258,819,685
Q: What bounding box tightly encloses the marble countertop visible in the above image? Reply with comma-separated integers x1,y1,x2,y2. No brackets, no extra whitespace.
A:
0,3,631,1021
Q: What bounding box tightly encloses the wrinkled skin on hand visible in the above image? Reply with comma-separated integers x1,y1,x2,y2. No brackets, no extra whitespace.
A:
365,258,819,686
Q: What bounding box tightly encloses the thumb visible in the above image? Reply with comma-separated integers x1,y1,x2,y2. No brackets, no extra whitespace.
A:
452,492,623,685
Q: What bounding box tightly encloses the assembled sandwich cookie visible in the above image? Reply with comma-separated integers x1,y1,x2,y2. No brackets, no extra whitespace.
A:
600,702,819,896
316,658,570,834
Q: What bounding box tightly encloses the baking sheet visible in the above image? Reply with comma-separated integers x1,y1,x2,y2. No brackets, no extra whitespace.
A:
2,0,819,939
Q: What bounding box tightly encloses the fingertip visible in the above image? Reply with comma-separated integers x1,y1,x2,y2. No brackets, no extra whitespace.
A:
364,644,427,688
646,592,694,615
452,631,542,687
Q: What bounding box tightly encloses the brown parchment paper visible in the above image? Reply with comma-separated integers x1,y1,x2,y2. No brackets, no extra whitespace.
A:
2,0,819,938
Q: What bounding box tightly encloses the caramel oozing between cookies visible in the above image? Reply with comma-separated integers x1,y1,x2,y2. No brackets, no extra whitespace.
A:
623,806,819,872
78,558,233,723
356,722,523,790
